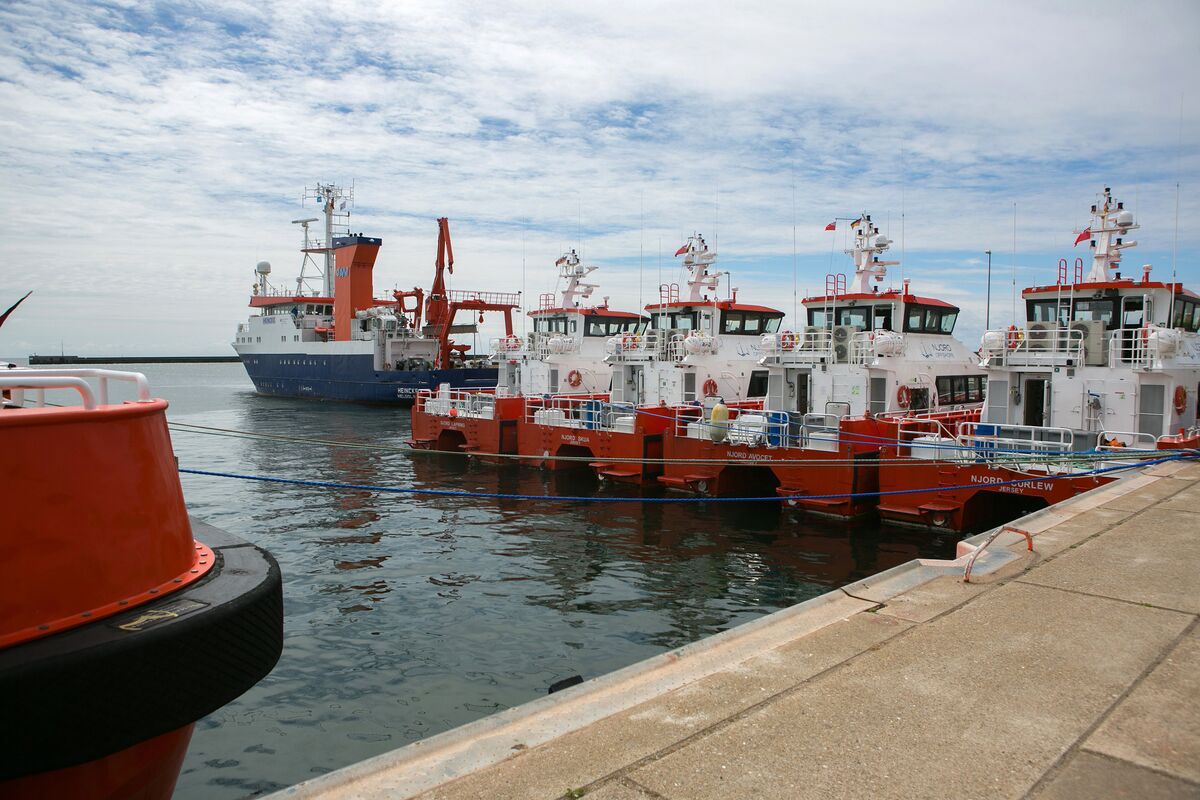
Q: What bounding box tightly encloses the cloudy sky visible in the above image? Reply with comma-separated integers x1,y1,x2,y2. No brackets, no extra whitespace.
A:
1,0,1197,357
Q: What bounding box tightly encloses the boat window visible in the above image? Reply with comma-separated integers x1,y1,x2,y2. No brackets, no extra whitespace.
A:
1027,299,1069,325
652,310,699,330
873,307,894,331
585,317,643,337
935,374,985,405
836,307,869,329
534,316,568,334
1071,298,1116,329
903,304,956,334
720,311,785,335
807,309,829,328
747,370,769,398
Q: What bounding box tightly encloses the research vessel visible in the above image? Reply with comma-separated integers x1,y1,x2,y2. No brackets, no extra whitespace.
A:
233,185,519,402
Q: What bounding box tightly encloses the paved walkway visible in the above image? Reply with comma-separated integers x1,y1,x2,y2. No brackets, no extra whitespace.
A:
281,460,1200,800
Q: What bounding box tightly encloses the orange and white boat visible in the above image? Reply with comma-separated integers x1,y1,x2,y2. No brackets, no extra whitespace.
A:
873,187,1200,531
653,216,985,514
0,367,283,800
517,233,785,484
409,251,644,459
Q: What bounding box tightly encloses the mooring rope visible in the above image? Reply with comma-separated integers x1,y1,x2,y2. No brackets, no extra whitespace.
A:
178,452,1195,504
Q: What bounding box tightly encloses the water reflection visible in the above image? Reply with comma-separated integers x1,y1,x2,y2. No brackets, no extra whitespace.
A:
173,377,960,800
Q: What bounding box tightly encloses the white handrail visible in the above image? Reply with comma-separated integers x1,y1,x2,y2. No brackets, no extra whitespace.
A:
6,368,152,405
0,376,97,409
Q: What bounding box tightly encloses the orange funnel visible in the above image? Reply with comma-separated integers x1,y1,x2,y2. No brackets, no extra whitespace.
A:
332,235,382,342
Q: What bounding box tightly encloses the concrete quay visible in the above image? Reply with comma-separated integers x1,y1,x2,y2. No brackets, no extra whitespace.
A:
278,459,1200,800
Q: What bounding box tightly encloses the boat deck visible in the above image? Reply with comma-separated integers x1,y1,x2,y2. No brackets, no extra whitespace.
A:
276,458,1200,800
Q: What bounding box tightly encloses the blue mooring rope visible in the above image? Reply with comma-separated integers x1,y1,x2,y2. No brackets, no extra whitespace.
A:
179,452,1196,504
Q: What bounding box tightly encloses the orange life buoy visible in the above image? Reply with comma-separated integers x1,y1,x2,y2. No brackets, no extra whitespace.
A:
621,333,641,350
1174,385,1188,413
780,330,797,351
896,384,911,409
502,335,522,351
567,369,583,388
702,378,719,397
1006,325,1023,349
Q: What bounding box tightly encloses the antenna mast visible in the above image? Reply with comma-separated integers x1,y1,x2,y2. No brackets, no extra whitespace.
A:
302,183,353,296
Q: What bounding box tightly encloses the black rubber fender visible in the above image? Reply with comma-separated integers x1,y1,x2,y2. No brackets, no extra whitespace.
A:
0,519,283,780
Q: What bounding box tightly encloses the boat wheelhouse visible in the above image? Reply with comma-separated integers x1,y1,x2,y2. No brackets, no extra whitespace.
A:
493,250,645,396
758,215,984,417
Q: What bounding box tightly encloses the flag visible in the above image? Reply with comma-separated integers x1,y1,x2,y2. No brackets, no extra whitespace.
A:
674,244,689,256
555,256,567,266
851,217,863,229
1074,228,1091,247
824,222,836,231
0,291,31,331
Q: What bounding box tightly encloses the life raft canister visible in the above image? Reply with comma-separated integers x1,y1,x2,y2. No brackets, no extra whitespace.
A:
567,369,583,388
702,378,719,397
1174,384,1188,413
896,384,911,409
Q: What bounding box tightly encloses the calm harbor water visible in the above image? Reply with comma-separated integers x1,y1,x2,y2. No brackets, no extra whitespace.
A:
26,363,960,798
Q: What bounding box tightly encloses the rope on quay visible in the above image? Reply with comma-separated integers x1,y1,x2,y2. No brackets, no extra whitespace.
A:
166,421,1187,469
177,452,1197,505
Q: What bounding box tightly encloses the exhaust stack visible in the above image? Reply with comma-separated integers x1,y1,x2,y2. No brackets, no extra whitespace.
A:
332,235,382,342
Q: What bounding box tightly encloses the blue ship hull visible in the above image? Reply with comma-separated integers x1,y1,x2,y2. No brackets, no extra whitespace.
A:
239,353,496,404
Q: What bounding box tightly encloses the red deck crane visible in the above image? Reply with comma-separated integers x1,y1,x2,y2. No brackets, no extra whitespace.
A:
393,218,521,369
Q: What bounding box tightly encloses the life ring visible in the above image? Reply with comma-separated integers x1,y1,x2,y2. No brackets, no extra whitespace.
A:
621,333,641,350
567,369,583,388
702,378,719,397
896,384,911,409
502,335,522,351
780,330,797,351
1174,385,1188,413
1006,325,1024,349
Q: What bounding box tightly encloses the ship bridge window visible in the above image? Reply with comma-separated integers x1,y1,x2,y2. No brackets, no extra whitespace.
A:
873,307,894,331
533,316,568,334
1071,298,1116,329
807,309,828,328
720,311,784,335
903,304,959,334
1028,299,1069,326
835,307,870,330
585,317,643,337
1171,298,1199,332
652,310,699,330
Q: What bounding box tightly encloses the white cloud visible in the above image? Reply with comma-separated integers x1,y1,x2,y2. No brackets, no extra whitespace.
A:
0,0,1197,356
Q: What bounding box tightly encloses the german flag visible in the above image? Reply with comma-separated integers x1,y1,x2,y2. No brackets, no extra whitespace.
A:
850,217,863,229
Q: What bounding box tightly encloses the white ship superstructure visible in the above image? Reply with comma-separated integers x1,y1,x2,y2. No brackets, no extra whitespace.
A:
976,187,1200,446
492,251,644,395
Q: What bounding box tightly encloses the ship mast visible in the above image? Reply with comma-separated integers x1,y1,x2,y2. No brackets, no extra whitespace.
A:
846,214,898,294
301,183,353,297
678,233,722,302
555,250,598,308
1080,187,1138,284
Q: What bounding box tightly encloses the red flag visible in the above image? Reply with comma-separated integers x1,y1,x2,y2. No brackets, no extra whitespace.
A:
824,222,836,231
674,244,689,256
1073,228,1091,247
0,291,31,330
